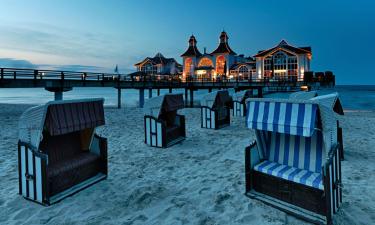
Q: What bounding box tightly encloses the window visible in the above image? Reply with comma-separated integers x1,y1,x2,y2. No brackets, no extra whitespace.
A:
238,65,250,80
184,58,193,76
198,57,213,67
288,56,298,77
216,55,226,75
141,63,157,75
264,56,273,78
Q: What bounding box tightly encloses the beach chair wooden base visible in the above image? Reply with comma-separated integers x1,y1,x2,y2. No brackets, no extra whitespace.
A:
49,173,106,205
246,190,326,225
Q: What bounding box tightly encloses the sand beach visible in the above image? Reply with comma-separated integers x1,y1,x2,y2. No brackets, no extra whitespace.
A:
0,103,374,225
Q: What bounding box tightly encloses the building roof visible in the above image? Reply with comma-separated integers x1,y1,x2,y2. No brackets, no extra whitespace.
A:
210,31,236,55
229,62,255,70
134,53,180,67
181,35,202,57
254,40,312,57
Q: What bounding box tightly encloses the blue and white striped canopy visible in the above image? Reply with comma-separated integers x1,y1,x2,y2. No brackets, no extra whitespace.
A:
246,100,318,137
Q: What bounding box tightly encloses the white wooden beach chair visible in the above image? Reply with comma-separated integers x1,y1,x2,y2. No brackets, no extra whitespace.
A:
18,98,107,205
244,97,342,225
200,90,232,129
232,90,252,117
144,94,186,148
311,93,344,160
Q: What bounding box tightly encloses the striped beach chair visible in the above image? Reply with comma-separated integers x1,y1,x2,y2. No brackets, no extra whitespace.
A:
144,94,186,148
232,90,252,117
244,98,342,225
200,90,232,129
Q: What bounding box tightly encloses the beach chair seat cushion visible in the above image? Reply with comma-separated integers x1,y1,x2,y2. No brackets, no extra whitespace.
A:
254,160,323,190
48,152,100,195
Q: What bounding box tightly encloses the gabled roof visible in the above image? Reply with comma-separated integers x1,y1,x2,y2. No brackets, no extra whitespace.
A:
254,40,312,58
211,31,236,55
181,35,202,57
229,62,255,70
135,53,179,67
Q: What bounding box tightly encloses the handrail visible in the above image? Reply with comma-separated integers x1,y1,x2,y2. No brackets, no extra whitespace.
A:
0,67,335,86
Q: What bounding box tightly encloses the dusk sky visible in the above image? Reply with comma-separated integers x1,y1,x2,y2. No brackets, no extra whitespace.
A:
0,0,374,84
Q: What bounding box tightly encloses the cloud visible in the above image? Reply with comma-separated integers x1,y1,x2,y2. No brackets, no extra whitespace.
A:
0,58,38,69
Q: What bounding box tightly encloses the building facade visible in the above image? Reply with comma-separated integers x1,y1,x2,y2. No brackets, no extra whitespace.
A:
181,31,256,81
254,40,312,81
181,32,312,81
134,53,182,76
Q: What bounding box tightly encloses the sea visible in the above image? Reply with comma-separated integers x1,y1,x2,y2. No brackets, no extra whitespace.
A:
0,85,374,110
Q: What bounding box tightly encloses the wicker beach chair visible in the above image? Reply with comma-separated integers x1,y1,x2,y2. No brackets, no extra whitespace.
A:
244,97,342,224
18,98,107,205
144,94,186,148
232,90,252,117
201,90,232,129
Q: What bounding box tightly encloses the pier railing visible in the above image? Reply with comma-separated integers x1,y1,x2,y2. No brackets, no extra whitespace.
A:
0,67,334,88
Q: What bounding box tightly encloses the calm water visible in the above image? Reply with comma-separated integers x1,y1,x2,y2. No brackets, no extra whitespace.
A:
0,85,374,110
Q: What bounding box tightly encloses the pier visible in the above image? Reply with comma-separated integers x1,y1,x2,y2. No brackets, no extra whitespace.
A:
0,68,335,108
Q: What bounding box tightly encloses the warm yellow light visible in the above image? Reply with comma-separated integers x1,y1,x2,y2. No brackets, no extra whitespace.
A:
301,85,309,91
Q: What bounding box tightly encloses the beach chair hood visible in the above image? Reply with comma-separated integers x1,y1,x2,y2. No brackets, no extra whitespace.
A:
289,91,318,100
144,94,184,118
201,90,232,109
246,97,337,159
310,92,344,115
232,90,252,103
18,98,105,149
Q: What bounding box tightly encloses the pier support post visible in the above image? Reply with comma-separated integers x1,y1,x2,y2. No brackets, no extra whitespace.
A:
185,88,188,106
139,89,145,108
45,85,72,101
258,87,263,98
189,89,194,107
169,88,172,93
148,88,153,99
55,91,63,101
157,89,160,96
117,88,122,109
208,88,212,93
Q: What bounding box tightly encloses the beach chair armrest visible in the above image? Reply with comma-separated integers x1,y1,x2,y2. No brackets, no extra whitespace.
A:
245,141,258,192
245,141,260,169
322,143,342,223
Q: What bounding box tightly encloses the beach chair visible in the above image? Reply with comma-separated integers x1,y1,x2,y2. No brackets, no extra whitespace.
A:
144,93,186,148
232,90,252,117
18,99,107,205
289,91,318,100
244,98,342,224
201,90,232,129
311,93,344,160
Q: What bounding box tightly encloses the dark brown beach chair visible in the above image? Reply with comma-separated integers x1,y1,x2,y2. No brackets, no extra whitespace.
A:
201,90,232,129
18,98,107,205
144,94,186,148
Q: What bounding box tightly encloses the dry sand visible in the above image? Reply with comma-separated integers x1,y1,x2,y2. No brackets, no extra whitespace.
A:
0,103,374,225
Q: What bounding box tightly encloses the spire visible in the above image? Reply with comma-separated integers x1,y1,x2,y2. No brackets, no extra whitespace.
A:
219,31,228,43
181,34,202,57
210,31,236,55
189,35,197,46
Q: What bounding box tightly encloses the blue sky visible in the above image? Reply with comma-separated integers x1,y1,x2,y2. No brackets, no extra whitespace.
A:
0,0,374,84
